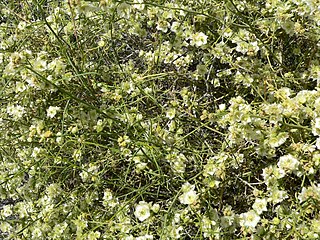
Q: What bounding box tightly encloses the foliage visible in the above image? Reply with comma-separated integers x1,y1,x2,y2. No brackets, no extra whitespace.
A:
1,0,320,239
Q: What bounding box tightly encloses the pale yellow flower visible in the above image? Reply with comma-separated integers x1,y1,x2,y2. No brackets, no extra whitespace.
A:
190,32,208,47
179,189,198,205
240,210,260,228
134,201,151,221
47,106,61,118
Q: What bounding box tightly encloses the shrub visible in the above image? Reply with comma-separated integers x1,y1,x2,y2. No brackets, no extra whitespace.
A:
1,0,320,239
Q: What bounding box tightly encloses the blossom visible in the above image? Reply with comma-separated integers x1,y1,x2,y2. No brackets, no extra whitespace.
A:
133,0,145,11
156,20,170,32
274,87,292,99
171,21,180,32
169,226,184,239
277,154,300,173
33,58,47,72
252,198,267,215
16,81,27,92
316,118,320,128
239,210,260,228
268,188,288,204
268,132,289,148
316,138,320,150
1,205,13,217
151,203,160,213
136,235,153,240
298,185,320,203
190,32,208,47
313,118,320,135
87,231,101,240
47,106,61,118
166,108,176,119
7,105,25,119
179,189,198,205
134,201,151,221
103,189,113,201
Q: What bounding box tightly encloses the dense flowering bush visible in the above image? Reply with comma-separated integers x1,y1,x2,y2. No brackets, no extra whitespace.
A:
1,0,320,239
